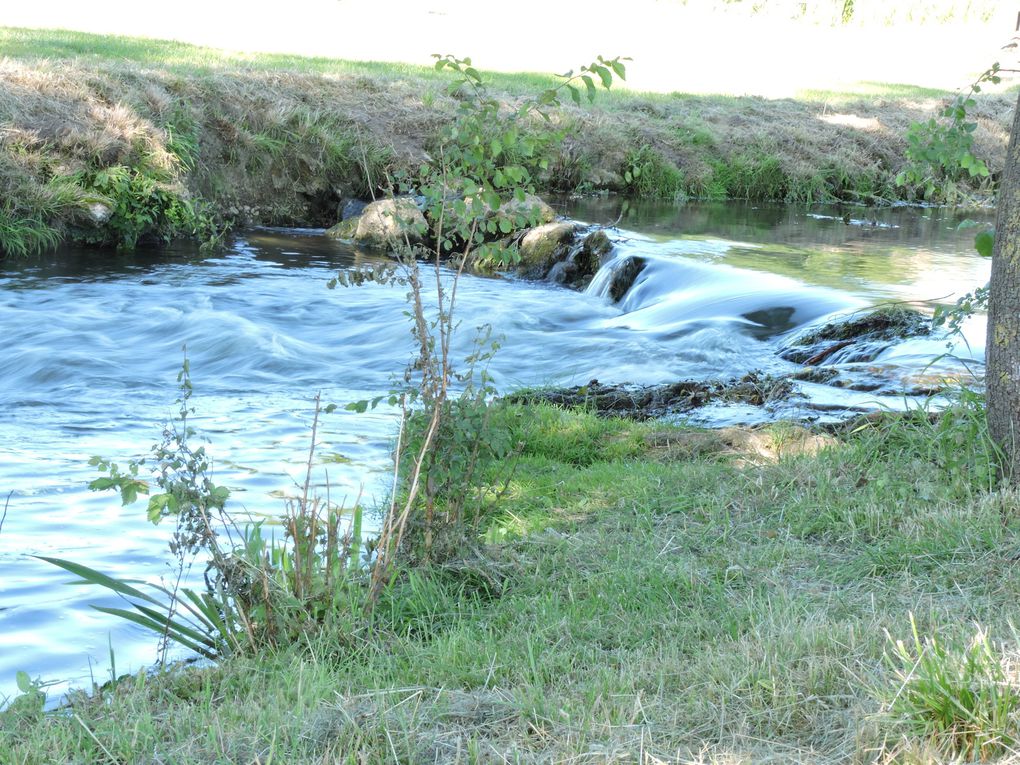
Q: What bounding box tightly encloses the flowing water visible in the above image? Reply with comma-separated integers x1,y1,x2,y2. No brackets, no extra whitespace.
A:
0,200,992,704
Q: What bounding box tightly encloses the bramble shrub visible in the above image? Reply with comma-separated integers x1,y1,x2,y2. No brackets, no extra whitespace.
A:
331,55,623,592
339,54,624,595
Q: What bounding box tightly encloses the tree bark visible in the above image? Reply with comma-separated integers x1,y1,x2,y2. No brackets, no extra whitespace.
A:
986,91,1020,480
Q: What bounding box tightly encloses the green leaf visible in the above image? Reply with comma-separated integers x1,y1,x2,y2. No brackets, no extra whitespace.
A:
93,606,216,658
539,89,558,106
132,602,217,648
346,400,369,414
483,190,501,211
567,84,581,106
582,75,596,102
609,59,627,80
975,230,994,258
16,671,35,694
147,493,171,523
37,556,164,607
180,589,232,645
323,403,338,414
593,64,613,89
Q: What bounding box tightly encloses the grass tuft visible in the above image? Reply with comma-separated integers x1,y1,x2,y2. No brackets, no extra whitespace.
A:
877,616,1020,760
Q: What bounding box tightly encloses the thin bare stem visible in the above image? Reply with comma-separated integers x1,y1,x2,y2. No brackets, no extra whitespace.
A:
0,490,10,536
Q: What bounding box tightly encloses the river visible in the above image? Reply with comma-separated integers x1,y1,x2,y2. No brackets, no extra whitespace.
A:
0,200,992,705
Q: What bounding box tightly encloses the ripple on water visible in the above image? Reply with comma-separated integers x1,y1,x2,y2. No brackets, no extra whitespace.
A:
0,204,992,704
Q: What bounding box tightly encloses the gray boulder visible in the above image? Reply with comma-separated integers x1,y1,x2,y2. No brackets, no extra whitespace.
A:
353,197,427,249
341,199,368,220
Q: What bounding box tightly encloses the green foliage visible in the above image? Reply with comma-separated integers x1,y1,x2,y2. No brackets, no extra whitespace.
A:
932,223,994,335
896,63,1001,201
410,53,626,259
340,53,623,580
12,400,1020,761
2,671,54,722
71,165,221,250
846,390,999,496
39,556,233,660
878,615,1020,759
930,388,1001,491
975,228,995,258
623,145,687,202
0,205,62,258
398,330,520,562
78,358,371,658
715,152,790,200
90,356,232,554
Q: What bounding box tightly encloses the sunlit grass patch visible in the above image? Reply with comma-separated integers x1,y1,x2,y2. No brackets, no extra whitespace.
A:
875,617,1020,761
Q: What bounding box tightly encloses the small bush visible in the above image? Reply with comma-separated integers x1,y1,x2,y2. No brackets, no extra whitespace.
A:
71,165,220,250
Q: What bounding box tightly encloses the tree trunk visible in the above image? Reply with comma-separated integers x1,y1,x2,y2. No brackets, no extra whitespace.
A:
986,91,1020,480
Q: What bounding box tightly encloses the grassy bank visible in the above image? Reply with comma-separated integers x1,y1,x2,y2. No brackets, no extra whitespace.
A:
0,27,1014,257
5,398,1020,763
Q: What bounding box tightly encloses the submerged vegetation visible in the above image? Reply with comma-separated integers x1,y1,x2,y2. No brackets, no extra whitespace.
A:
0,26,1014,257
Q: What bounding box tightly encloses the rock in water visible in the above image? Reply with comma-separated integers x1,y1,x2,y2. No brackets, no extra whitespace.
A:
325,216,360,240
353,197,427,249
780,305,932,365
607,256,646,302
517,222,579,278
341,199,368,220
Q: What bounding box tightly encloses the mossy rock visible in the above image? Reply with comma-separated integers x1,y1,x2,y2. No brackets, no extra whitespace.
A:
325,216,360,240
516,221,579,278
606,256,646,303
781,306,932,364
796,306,930,345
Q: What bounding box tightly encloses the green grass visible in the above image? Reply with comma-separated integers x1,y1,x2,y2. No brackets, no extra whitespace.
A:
6,400,1020,762
0,26,567,95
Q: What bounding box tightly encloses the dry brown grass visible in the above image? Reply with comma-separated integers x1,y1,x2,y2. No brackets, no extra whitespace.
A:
0,43,1013,254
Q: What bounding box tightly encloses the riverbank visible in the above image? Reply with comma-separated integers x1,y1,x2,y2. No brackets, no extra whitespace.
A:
4,399,1018,762
0,27,1014,257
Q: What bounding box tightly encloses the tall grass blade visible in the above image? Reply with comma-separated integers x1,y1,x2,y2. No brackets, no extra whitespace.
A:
37,556,165,608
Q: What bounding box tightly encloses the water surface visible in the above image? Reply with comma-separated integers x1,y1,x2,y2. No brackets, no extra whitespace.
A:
0,201,992,703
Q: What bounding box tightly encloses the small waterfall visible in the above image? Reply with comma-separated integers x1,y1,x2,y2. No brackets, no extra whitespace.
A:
585,246,862,341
